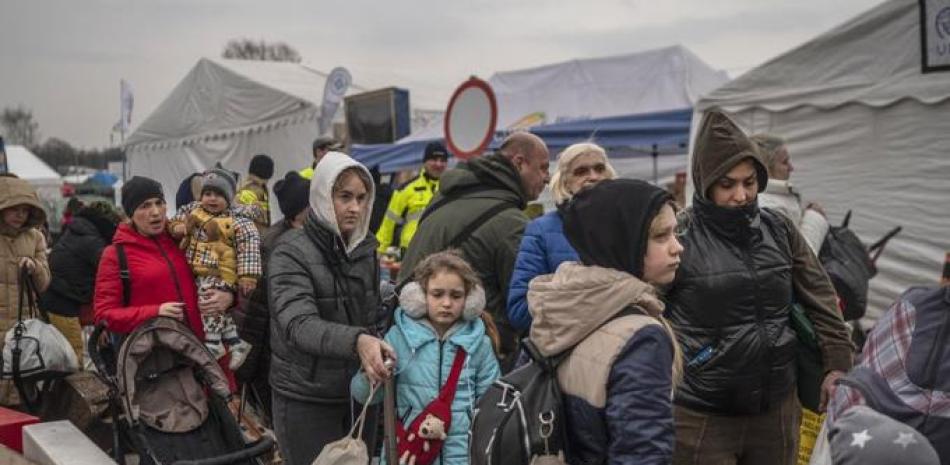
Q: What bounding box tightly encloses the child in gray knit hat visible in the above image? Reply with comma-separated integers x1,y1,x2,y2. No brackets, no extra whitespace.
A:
169,168,262,370
828,406,938,465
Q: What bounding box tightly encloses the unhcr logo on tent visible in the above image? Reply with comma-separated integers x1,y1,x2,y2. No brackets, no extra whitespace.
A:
922,0,950,72
936,7,950,40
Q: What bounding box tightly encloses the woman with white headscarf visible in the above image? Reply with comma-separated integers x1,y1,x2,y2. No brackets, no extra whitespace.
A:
506,142,617,332
267,152,393,465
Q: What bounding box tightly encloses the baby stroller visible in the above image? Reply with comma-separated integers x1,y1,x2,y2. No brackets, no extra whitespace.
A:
88,317,273,465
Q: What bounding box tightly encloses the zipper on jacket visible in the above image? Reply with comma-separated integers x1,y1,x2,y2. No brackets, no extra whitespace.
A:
741,246,772,413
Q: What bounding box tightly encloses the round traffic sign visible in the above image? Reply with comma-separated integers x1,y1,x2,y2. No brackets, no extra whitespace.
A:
443,77,498,160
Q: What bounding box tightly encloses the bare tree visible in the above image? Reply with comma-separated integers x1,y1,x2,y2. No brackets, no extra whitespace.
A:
33,137,76,172
1,106,40,147
33,137,125,173
222,39,302,63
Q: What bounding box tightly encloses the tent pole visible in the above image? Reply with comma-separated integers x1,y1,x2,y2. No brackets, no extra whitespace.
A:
652,143,658,185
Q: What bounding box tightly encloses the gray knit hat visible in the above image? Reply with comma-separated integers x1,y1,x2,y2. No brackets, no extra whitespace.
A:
200,168,237,204
829,406,938,465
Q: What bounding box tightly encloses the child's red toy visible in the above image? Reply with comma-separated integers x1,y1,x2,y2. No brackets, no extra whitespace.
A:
396,348,467,465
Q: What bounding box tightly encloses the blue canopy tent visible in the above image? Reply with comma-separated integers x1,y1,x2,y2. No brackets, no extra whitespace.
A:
527,108,690,155
352,139,435,174
352,108,693,182
88,171,119,186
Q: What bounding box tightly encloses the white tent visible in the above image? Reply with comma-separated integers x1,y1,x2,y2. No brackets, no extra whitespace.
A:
490,45,729,129
6,145,65,230
691,0,950,320
125,58,367,212
7,145,61,185
354,45,729,179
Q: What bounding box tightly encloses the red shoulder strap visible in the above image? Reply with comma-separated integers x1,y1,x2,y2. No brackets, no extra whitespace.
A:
437,347,467,405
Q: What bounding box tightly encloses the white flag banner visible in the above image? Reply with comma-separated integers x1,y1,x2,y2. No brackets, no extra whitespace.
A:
319,67,352,134
119,79,134,133
921,0,950,72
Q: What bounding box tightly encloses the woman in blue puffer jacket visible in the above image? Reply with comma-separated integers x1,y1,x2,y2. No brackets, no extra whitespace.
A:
352,251,500,465
507,142,617,332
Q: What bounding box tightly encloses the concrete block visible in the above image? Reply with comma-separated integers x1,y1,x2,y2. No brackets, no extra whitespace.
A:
0,443,39,465
21,421,115,465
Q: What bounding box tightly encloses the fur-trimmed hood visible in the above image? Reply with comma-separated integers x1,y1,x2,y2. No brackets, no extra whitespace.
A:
0,176,47,236
392,305,488,353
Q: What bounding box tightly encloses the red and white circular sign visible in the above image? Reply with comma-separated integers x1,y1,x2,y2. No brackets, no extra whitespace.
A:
443,77,498,160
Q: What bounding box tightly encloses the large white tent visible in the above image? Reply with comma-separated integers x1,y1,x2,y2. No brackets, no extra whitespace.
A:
125,58,367,211
691,0,950,320
354,45,729,179
490,45,728,129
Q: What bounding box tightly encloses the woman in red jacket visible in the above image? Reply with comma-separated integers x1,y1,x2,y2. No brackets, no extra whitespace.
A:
94,176,234,342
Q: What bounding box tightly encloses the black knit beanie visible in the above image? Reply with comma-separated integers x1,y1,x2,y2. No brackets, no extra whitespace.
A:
121,176,164,216
562,179,671,278
249,154,275,180
423,141,448,162
273,171,310,218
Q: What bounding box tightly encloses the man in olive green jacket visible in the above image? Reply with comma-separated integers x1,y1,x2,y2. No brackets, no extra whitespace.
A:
398,133,550,371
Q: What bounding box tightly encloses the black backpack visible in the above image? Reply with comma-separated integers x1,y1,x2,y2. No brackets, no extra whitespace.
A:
383,187,520,324
818,211,901,321
469,307,644,465
469,338,569,465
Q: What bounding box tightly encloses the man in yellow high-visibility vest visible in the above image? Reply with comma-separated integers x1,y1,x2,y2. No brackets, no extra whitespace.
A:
375,141,448,255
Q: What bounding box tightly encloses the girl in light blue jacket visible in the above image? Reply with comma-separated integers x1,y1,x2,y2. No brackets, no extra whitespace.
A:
351,251,501,465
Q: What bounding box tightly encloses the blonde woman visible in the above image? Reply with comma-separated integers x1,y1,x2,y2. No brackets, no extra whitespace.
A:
506,142,617,331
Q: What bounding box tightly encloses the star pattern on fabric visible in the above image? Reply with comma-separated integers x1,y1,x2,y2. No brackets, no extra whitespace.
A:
894,431,917,449
851,429,872,449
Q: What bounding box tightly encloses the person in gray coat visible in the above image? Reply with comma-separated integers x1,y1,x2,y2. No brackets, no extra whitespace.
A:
268,152,395,465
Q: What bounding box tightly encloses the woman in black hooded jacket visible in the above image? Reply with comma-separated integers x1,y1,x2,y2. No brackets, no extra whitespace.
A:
664,111,853,465
41,201,121,362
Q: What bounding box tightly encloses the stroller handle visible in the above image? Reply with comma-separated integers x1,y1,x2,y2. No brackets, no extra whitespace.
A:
169,436,274,465
88,321,112,376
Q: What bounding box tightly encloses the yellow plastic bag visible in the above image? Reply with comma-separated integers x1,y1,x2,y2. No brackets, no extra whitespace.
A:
797,408,825,465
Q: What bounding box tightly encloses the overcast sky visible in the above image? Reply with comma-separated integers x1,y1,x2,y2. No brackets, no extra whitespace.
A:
0,0,880,149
